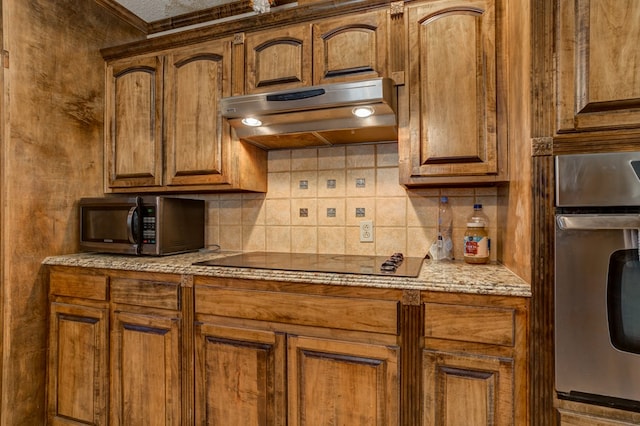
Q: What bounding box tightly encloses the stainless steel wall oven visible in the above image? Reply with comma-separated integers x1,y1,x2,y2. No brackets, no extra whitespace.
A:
555,151,640,412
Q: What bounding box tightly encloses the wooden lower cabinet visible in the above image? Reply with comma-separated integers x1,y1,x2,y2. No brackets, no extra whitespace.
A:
48,266,529,425
46,267,189,425
195,322,400,426
422,293,529,425
287,336,399,426
48,302,109,425
108,275,189,425
423,350,513,425
194,278,402,425
195,323,286,425
110,311,182,425
47,268,109,425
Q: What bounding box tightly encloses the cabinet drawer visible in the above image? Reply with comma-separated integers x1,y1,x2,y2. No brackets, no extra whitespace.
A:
196,287,399,335
111,278,180,310
49,270,108,301
424,303,514,346
557,399,640,425
558,410,640,426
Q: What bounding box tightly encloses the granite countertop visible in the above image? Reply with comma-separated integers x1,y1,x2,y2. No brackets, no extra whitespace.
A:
43,251,531,297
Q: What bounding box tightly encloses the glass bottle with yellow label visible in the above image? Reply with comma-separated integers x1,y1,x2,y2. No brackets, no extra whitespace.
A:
463,204,490,264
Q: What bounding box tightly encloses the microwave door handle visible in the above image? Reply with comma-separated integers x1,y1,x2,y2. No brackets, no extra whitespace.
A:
556,214,640,230
126,204,141,254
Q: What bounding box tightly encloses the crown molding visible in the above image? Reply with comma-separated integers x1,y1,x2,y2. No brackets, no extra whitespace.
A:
94,0,148,34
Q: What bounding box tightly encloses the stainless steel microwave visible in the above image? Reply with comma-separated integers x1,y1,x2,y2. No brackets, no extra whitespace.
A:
79,196,205,256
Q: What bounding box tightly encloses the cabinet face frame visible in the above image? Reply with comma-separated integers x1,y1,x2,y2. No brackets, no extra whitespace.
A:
556,0,640,134
105,55,164,190
47,302,109,425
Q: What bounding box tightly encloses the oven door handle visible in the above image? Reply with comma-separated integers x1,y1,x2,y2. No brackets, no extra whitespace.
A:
556,214,640,230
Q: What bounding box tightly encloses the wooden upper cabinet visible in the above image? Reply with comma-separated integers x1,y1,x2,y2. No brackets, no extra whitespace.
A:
105,38,267,193
556,0,640,134
312,9,389,84
242,9,389,94
244,25,312,94
105,55,163,189
401,0,506,186
164,40,231,186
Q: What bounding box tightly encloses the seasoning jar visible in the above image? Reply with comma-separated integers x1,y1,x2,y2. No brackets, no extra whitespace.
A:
463,222,490,264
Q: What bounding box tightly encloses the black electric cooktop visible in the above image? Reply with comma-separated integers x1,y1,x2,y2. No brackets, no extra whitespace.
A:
193,252,425,278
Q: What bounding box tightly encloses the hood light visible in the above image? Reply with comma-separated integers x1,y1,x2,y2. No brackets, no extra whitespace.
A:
241,117,262,127
352,106,375,118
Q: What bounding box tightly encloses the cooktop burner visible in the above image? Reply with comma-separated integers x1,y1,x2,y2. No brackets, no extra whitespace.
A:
193,252,425,277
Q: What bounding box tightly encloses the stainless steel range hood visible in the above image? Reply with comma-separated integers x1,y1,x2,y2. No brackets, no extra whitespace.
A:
221,78,397,150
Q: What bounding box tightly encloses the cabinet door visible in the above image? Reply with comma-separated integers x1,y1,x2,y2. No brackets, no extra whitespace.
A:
404,0,501,183
313,9,388,85
244,25,312,94
422,350,514,426
288,336,400,426
105,55,163,189
194,323,286,425
47,302,108,425
110,311,182,425
164,39,234,187
557,0,640,134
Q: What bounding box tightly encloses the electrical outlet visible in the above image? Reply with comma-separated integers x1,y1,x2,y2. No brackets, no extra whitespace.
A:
359,220,374,242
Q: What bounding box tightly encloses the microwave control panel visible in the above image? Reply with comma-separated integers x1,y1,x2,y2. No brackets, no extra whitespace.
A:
142,206,156,244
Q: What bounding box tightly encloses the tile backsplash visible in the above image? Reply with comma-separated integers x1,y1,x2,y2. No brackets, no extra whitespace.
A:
204,142,498,260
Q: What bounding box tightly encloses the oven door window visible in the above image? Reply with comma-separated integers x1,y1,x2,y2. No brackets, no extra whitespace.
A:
608,248,640,354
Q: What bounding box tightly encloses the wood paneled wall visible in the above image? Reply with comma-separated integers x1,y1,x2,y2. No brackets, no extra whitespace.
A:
0,0,144,422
